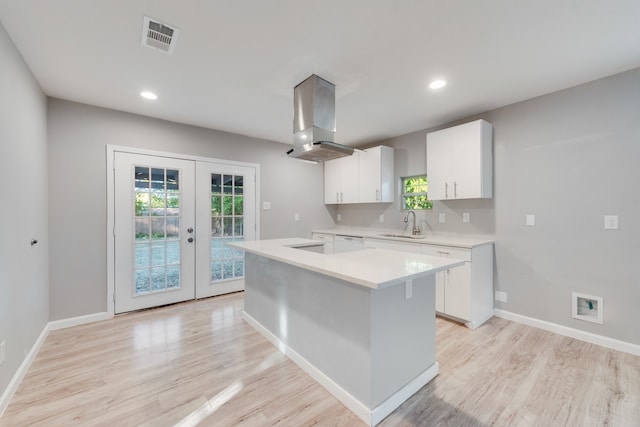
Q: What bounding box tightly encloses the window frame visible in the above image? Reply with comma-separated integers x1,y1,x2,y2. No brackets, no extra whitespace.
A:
401,175,432,210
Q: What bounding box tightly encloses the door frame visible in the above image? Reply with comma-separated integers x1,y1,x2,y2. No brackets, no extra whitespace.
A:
106,145,261,316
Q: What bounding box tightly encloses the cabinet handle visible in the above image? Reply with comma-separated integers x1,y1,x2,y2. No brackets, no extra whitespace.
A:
376,189,380,201
437,250,450,256
445,182,448,199
340,192,344,203
336,192,339,203
454,181,457,198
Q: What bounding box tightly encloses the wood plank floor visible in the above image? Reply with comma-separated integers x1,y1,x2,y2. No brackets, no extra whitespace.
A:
2,292,639,426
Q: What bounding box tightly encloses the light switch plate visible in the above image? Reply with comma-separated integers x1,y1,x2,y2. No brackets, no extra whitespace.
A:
294,213,300,221
604,215,619,230
379,214,384,223
462,212,470,223
526,214,536,226
262,202,271,210
337,214,341,222
439,213,446,223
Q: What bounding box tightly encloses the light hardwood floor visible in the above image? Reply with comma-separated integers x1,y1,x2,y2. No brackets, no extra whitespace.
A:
2,292,639,426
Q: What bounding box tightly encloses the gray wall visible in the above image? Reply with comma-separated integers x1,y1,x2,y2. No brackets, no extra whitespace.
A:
0,23,49,396
47,99,336,320
337,67,640,345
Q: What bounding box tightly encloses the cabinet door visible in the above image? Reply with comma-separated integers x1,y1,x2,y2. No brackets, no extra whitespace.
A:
363,238,421,253
445,262,472,320
339,153,359,203
358,148,380,202
426,129,452,200
452,121,482,199
324,159,342,204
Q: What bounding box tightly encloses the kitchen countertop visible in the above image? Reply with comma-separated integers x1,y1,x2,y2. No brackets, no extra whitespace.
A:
312,228,494,249
229,238,463,290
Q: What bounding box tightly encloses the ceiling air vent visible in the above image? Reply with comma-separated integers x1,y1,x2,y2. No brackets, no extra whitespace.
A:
141,16,179,54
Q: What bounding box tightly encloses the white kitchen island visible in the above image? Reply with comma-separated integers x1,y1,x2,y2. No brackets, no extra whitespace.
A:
228,238,464,426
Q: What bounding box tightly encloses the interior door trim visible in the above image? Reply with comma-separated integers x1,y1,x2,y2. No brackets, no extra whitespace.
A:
106,145,261,316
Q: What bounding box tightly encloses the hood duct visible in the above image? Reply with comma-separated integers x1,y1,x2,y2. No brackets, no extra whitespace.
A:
286,74,354,162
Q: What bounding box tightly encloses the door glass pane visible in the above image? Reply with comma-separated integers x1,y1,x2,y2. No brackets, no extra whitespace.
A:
134,166,182,295
210,172,245,283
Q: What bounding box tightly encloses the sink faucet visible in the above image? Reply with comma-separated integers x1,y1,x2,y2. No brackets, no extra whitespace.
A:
403,210,421,235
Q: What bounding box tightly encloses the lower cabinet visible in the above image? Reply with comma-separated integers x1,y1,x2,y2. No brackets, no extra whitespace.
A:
364,237,494,329
311,232,335,254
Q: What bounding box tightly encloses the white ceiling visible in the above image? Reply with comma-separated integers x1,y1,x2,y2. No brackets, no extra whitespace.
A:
1,1,639,146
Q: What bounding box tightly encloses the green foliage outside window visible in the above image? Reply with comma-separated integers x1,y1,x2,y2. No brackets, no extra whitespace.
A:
402,176,432,210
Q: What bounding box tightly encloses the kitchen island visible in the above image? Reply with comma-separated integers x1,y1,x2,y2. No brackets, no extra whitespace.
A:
228,238,464,426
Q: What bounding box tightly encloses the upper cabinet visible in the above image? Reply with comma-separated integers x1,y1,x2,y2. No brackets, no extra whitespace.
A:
324,153,359,204
358,146,394,203
324,145,394,204
426,119,493,200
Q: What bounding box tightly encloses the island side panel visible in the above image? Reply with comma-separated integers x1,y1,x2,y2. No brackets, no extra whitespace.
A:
244,252,375,406
370,275,437,407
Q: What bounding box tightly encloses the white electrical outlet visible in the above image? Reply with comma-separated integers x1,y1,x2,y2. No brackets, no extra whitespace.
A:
294,213,300,221
262,202,271,210
0,341,6,365
379,214,384,223
604,215,619,230
462,212,470,223
495,291,508,303
405,280,413,299
337,214,341,222
526,214,536,226
439,213,446,223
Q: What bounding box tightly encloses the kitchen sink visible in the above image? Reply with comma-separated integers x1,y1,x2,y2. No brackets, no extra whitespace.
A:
378,233,426,240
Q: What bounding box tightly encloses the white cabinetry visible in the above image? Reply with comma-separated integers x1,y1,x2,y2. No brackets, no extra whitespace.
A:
358,146,394,203
426,119,493,200
363,237,494,329
311,232,334,254
324,153,359,204
324,146,394,204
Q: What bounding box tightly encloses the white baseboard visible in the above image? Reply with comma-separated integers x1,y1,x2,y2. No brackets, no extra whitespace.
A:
1,311,112,417
243,311,438,426
243,311,373,424
494,309,640,356
371,362,439,426
0,323,51,418
49,312,112,331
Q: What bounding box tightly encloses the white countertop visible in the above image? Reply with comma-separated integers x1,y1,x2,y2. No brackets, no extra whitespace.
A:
312,228,494,249
229,238,464,290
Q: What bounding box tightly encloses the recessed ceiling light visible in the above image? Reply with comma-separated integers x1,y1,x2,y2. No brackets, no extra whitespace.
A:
429,80,447,90
140,91,158,100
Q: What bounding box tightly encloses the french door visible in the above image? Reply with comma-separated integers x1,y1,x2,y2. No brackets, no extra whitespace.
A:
113,151,256,314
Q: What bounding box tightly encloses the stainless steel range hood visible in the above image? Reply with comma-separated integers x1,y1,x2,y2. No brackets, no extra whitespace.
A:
286,74,354,162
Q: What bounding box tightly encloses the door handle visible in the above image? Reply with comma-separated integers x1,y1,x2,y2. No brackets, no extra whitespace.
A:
187,237,194,243
187,227,194,233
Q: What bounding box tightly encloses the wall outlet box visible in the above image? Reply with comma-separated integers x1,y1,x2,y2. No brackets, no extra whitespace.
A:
405,280,413,299
262,202,271,210
526,214,536,226
495,291,508,303
604,215,619,230
294,213,300,221
462,212,470,223
337,214,341,222
0,340,5,365
379,214,384,223
439,213,446,223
